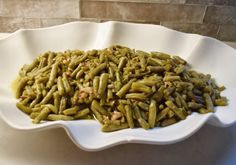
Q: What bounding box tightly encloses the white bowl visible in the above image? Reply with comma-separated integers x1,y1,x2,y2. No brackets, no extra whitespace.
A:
0,21,236,151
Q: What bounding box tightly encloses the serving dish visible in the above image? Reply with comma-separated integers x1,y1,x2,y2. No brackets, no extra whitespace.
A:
0,21,236,151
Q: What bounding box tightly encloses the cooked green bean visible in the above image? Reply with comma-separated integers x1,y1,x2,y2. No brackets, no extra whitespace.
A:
125,93,147,101
74,108,90,119
40,85,57,105
59,96,67,114
62,73,71,94
165,100,186,120
102,123,129,132
57,76,65,95
91,100,109,116
137,101,149,111
118,57,127,71
63,106,79,115
88,63,107,79
124,105,134,128
16,77,29,98
98,73,109,97
138,118,150,130
204,93,214,112
156,107,169,122
93,76,100,95
33,107,51,124
16,102,32,114
116,79,135,98
15,45,228,132
215,98,228,106
47,62,58,88
131,82,152,93
47,114,74,121
148,99,157,128
161,118,177,127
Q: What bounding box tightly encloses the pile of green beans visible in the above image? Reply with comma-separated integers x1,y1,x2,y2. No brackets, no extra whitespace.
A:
15,45,228,132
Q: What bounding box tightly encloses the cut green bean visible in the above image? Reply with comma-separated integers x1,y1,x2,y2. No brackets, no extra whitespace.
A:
74,108,90,119
98,73,109,97
47,114,74,121
148,99,157,128
33,107,51,124
16,102,32,114
124,105,134,128
63,106,79,115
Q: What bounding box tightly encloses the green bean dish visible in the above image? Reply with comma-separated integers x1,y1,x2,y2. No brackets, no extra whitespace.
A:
15,45,228,132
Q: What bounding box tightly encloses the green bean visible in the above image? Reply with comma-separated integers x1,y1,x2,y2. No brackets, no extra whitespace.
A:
43,104,58,114
71,64,82,78
53,92,60,110
88,63,106,79
163,76,181,81
93,76,100,95
138,80,157,86
137,102,149,111
117,103,126,114
63,106,79,115
161,118,177,127
148,57,163,66
116,79,135,98
30,94,42,108
102,123,129,132
138,118,150,130
125,93,147,101
38,57,47,69
76,70,84,79
59,96,67,114
57,76,65,95
16,77,29,98
16,102,32,114
118,57,127,71
172,56,186,65
74,108,90,119
24,59,39,73
148,99,157,128
30,112,40,119
107,89,113,101
156,107,169,122
40,85,57,104
20,96,31,105
107,54,119,64
91,102,104,124
174,65,185,74
98,73,109,97
151,52,170,60
152,85,165,103
147,66,165,73
47,62,58,88
124,105,134,128
47,52,55,65
198,108,213,114
188,102,204,110
47,114,74,121
203,93,214,112
165,100,186,120
62,73,71,93
33,107,51,124
131,82,152,93
91,100,108,115
215,98,228,106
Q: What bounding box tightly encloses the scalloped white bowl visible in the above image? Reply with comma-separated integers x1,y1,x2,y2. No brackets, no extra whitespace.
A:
0,21,236,151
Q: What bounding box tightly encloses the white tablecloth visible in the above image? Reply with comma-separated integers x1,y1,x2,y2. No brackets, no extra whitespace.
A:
1,33,236,165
